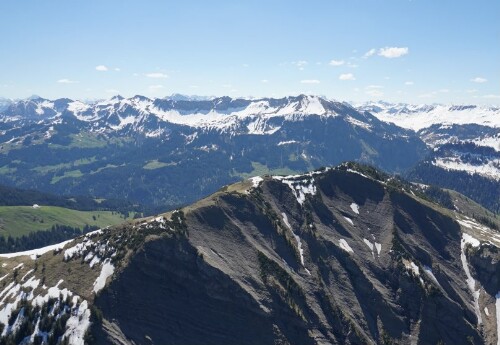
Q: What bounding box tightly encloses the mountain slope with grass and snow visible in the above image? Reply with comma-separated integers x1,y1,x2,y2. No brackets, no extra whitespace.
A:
0,163,499,345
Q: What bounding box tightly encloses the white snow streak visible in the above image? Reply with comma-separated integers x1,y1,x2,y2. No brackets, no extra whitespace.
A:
93,259,115,293
460,233,482,325
339,239,353,253
282,213,309,274
249,176,263,188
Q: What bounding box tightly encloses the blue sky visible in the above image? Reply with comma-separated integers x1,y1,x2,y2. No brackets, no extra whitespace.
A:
0,0,498,104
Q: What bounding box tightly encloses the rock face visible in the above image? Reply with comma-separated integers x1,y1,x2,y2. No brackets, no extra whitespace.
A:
94,166,500,344
1,164,499,345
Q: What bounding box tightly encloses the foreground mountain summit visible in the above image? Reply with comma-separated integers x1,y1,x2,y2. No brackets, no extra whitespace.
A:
0,163,499,345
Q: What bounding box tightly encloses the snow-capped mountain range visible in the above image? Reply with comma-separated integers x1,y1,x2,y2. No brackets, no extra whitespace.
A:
0,94,498,208
0,94,372,136
2,95,499,134
356,101,500,131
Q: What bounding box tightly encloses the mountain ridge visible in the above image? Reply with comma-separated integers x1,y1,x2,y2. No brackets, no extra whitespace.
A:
0,163,499,344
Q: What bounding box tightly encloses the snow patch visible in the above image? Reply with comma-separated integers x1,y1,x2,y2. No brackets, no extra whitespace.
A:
93,259,115,293
460,233,482,325
350,203,359,214
339,239,353,253
63,300,91,345
363,238,374,258
0,239,74,260
434,157,500,181
423,265,441,287
249,176,263,188
274,174,316,205
282,213,309,274
277,140,298,146
343,216,354,226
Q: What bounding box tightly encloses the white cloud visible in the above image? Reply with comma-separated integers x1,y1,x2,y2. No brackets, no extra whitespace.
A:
439,89,450,93
366,85,383,89
404,81,414,85
57,78,79,84
145,72,168,79
300,79,320,84
190,85,199,89
261,79,269,83
292,60,308,70
378,47,409,58
329,59,345,66
482,94,500,99
95,65,108,71
466,89,478,93
292,60,308,67
114,68,121,72
363,48,376,58
471,77,487,83
242,63,249,68
339,73,355,81
148,84,164,90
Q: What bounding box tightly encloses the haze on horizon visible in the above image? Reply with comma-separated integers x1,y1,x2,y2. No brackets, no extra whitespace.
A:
0,0,498,105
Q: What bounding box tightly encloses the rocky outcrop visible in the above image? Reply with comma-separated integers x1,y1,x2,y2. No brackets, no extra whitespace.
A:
92,165,500,344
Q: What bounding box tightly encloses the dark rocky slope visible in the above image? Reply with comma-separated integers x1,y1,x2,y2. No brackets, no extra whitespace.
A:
0,164,499,344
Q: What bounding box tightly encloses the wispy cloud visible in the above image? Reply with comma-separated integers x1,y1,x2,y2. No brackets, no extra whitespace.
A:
471,77,487,83
329,59,345,66
95,65,108,72
300,79,320,84
145,72,168,79
363,48,376,58
57,78,79,84
339,73,355,81
378,47,409,58
261,79,269,83
482,94,500,99
292,60,308,70
404,81,414,85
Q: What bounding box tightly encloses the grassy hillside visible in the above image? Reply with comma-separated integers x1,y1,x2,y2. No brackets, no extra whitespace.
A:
0,205,132,237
